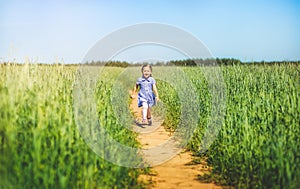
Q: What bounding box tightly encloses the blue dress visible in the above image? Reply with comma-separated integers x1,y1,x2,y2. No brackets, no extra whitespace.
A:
136,76,156,107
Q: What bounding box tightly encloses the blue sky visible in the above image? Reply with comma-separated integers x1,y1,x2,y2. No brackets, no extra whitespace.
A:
1,0,299,63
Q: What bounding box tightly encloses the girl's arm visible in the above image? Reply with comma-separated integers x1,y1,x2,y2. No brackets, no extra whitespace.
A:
153,84,160,101
131,84,138,98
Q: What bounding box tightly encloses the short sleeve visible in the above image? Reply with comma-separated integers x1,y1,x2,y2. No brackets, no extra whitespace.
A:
136,77,142,85
151,77,156,85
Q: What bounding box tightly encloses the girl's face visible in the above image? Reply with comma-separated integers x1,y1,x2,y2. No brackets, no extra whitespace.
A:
142,66,152,79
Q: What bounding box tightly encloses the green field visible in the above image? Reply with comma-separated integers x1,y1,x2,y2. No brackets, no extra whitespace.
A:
0,63,299,188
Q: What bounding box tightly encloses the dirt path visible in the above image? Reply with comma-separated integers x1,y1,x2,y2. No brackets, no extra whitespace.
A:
130,93,222,189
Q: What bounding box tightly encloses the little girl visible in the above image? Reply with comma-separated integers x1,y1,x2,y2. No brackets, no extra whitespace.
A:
131,64,159,125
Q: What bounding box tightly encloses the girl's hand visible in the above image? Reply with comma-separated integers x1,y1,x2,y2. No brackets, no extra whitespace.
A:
131,94,135,99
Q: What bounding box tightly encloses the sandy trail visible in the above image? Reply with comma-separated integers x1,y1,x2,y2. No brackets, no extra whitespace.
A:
130,93,222,189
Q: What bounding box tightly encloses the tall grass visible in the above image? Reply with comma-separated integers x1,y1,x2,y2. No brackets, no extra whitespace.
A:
182,64,300,188
1,63,299,188
0,64,143,188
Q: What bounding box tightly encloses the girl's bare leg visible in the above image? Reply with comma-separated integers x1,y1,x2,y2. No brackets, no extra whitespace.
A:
142,102,148,123
147,106,152,125
147,105,151,119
